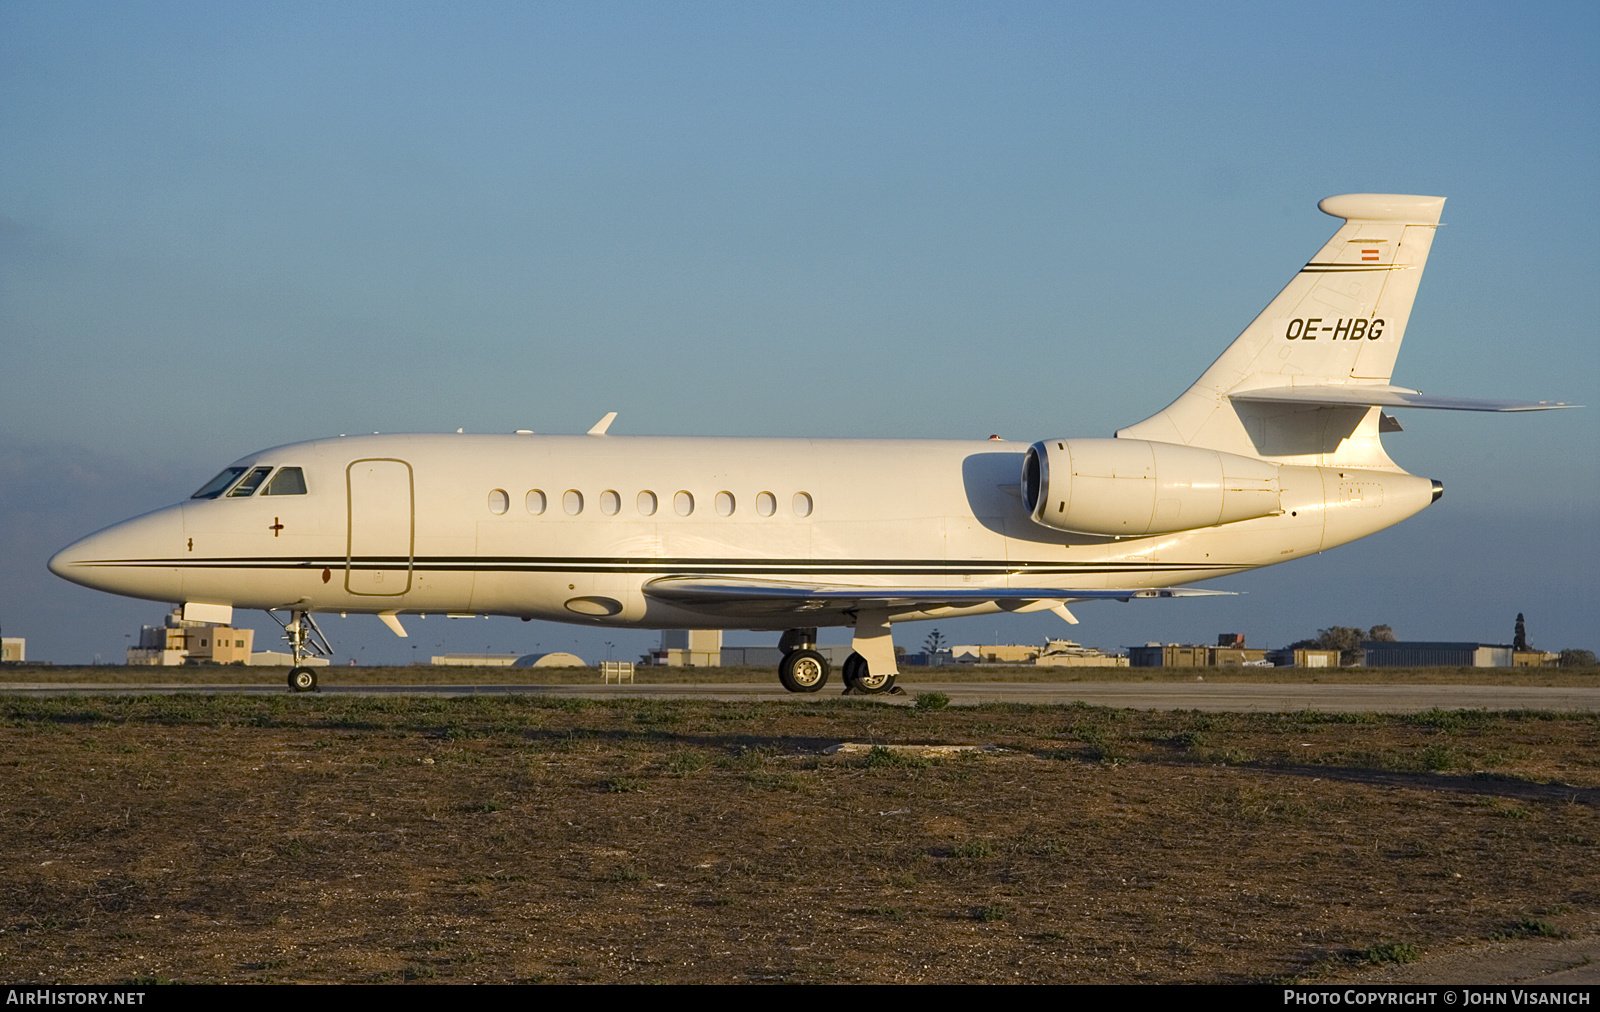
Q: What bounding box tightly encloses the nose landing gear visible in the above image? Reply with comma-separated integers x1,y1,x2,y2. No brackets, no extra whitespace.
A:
269,608,333,693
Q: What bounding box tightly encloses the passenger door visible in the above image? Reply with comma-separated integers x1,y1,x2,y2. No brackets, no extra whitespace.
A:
346,459,413,596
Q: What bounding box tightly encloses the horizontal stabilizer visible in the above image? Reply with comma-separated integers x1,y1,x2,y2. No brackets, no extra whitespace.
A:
1230,385,1575,412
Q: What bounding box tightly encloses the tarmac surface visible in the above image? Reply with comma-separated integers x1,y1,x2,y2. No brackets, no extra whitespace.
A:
1321,934,1600,986
6,679,1600,712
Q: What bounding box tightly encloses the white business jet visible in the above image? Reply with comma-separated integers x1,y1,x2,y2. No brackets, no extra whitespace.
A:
50,194,1570,694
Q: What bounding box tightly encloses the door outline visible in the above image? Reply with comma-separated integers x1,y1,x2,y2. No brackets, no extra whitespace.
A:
346,458,414,596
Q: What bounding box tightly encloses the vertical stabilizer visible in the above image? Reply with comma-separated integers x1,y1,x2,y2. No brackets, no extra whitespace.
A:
1117,194,1445,468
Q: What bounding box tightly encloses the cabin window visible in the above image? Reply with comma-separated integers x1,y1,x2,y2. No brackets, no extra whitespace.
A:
756,491,776,517
227,467,274,497
674,491,694,516
262,466,307,495
637,491,658,516
191,467,248,499
600,490,621,515
715,491,735,516
526,489,547,515
792,492,813,517
488,489,509,514
564,489,584,515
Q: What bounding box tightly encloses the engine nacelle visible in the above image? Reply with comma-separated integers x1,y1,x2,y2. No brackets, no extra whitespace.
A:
1021,438,1282,537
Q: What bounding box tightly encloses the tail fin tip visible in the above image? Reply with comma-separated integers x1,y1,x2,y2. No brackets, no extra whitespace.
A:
1318,193,1445,225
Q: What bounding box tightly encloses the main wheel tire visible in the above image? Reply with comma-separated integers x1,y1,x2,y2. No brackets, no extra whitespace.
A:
778,649,829,693
841,651,895,694
841,652,867,691
855,670,896,694
288,666,318,693
838,653,864,691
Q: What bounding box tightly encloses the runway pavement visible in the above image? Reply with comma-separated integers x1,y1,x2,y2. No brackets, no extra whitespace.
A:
5,680,1600,711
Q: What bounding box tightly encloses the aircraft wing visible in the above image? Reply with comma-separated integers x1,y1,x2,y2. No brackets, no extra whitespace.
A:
643,576,1232,618
1229,385,1574,412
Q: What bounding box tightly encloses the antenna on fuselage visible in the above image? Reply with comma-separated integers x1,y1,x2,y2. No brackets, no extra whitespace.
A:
588,411,618,436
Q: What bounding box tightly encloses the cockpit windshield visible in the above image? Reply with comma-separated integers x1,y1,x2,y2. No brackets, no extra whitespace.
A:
263,467,307,495
191,464,309,499
191,467,248,499
227,466,275,497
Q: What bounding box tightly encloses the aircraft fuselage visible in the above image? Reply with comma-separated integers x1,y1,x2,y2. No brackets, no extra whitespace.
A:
50,431,1436,630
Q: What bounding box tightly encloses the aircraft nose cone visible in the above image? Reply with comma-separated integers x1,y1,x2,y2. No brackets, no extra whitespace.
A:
47,542,77,580
1430,479,1444,503
48,533,102,585
48,506,186,600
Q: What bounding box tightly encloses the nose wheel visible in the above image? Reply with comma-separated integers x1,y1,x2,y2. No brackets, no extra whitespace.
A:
288,666,319,693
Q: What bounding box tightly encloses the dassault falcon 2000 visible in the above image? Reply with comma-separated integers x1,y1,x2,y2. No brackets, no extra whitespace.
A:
51,194,1571,694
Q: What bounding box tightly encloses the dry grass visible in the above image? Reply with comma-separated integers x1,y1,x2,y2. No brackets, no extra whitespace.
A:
2,694,1597,983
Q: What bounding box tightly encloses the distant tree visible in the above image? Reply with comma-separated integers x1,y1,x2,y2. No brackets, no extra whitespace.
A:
1514,613,1530,652
1287,625,1368,664
1558,648,1597,668
1316,626,1366,653
1368,625,1397,643
924,629,946,656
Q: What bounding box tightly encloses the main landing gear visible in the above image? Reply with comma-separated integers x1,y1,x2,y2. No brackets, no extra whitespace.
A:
777,627,828,692
776,628,898,695
841,651,896,695
268,608,333,693
778,649,830,692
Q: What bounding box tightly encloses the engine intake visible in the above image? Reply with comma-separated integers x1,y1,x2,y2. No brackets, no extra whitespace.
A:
1021,438,1282,537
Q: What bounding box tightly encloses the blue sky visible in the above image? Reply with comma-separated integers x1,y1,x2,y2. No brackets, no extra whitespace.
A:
3,2,1595,665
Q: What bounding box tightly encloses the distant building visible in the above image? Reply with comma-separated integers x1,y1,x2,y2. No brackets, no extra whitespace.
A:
1360,641,1514,667
1512,651,1560,667
1267,648,1342,668
1129,644,1207,667
648,630,722,667
719,644,854,666
432,653,520,667
1,638,23,663
1506,614,1557,666
1129,635,1270,667
513,652,587,668
127,609,254,665
951,643,1039,664
719,646,785,666
248,651,328,667
1035,640,1128,667
937,640,1128,666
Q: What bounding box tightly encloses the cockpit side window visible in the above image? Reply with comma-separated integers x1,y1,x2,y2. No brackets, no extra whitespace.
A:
263,467,307,495
227,467,274,497
191,467,248,500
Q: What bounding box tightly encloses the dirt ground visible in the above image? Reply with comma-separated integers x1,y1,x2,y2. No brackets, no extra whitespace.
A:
2,692,1596,984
